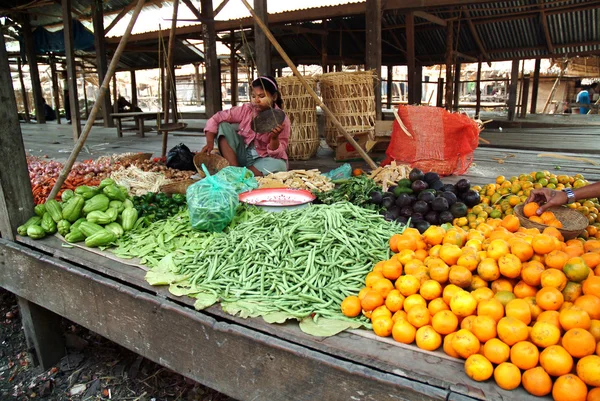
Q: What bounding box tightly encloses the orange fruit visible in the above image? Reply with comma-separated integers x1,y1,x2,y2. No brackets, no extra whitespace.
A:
341,295,362,317
497,316,529,346
513,280,537,298
493,362,522,390
505,298,532,325
559,306,591,330
540,345,574,376
552,374,588,401
414,249,428,261
541,268,568,290
448,266,473,288
457,253,479,272
371,305,393,321
396,249,416,265
452,329,481,359
521,261,545,286
381,259,403,281
403,294,427,312
450,291,478,317
510,240,534,262
471,315,497,343
562,281,583,302
589,319,600,342
563,328,597,358
389,234,403,252
564,257,591,283
415,325,442,351
510,340,540,370
439,244,463,265
575,294,600,319
442,284,463,305
395,234,418,252
546,250,570,269
588,388,600,401
522,366,553,397
487,239,510,260
529,215,544,224
491,278,514,294
469,275,488,291
585,240,600,253
501,215,521,232
537,310,562,329
544,226,565,241
443,228,466,247
371,278,395,299
464,354,494,382
498,254,522,279
583,275,600,297
419,280,443,301
582,252,600,269
483,338,510,364
407,305,431,328
577,355,600,387
385,289,405,313
360,289,385,311
471,287,494,303
422,225,446,246
566,245,585,258
391,319,416,344
494,290,517,306
540,211,557,223
427,297,449,315
532,234,555,254
365,271,385,287
477,258,501,282
523,296,543,320
372,316,394,337
395,275,421,296
477,298,505,323
443,332,461,358
523,202,540,218
427,258,450,283
530,321,561,348
460,315,477,331
391,310,407,323
536,287,564,311
431,310,458,335
547,219,564,228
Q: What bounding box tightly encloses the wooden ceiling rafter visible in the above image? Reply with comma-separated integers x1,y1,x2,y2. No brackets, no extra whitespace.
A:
462,7,490,66
538,0,554,54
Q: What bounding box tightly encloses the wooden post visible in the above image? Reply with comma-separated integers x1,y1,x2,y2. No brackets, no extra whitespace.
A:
453,62,461,111
17,57,30,123
507,58,520,121
0,31,35,239
81,65,89,119
161,64,167,121
62,0,81,139
230,29,238,106
386,66,393,109
520,76,530,118
437,77,444,107
406,11,416,105
113,75,118,114
253,0,271,75
165,0,179,123
475,58,482,119
92,0,113,127
366,0,382,119
444,21,453,110
22,16,45,124
530,58,541,114
193,63,202,106
321,21,328,73
47,0,147,201
240,0,377,170
415,63,423,104
170,65,178,121
49,57,61,123
201,0,221,116
130,69,138,107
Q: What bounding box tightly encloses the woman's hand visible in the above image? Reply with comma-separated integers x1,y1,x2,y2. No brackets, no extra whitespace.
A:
525,188,567,215
268,124,283,141
201,131,216,154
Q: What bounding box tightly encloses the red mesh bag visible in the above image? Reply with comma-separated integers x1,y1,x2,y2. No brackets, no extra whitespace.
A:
382,106,480,176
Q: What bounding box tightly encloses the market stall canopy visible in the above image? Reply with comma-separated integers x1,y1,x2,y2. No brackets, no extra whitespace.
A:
17,20,94,59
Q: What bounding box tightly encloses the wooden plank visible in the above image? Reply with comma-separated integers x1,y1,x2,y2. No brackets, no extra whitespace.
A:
520,76,530,118
201,0,222,116
0,33,35,239
406,11,416,105
63,0,82,139
49,58,62,124
130,69,138,106
414,10,446,26
437,77,444,107
463,8,490,65
444,21,453,110
230,30,238,107
507,59,520,120
22,15,46,124
453,62,461,111
366,0,382,118
253,0,271,75
0,240,449,401
475,59,482,118
194,63,202,106
16,57,30,123
387,66,393,108
538,0,554,54
531,58,541,114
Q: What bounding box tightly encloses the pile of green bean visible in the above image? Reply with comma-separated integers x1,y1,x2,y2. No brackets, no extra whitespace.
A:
174,202,405,320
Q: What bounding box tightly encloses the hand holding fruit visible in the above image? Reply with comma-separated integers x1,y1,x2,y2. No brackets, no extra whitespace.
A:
526,188,567,215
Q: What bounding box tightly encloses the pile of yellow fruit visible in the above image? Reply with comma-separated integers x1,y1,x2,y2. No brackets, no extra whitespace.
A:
341,217,600,400
455,171,600,238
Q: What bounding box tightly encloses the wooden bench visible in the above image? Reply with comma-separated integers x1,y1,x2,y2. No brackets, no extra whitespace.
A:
111,112,159,138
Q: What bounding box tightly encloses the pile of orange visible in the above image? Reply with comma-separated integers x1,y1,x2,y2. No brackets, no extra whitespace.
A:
341,217,600,400
523,202,564,228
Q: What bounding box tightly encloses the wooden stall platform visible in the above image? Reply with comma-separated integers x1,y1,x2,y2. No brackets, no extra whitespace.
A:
0,236,545,401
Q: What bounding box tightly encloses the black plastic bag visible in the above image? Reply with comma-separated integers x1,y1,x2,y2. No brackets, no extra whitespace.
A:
166,143,195,171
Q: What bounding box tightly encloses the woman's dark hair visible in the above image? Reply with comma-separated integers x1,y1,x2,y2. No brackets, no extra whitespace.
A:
252,76,283,109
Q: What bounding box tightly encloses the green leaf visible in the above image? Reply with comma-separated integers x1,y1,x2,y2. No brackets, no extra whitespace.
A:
169,282,199,297
145,269,181,286
299,317,363,337
262,312,295,324
157,254,177,272
193,293,218,310
221,300,273,319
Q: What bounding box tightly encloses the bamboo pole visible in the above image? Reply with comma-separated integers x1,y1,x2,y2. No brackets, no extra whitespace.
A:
47,0,147,201
239,0,378,170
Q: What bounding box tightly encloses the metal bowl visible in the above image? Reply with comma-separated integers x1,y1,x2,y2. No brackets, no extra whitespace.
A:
239,188,316,213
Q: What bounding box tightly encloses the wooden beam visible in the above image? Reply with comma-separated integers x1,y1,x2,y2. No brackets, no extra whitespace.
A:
165,0,179,125
281,25,328,35
49,58,61,123
520,76,530,118
530,58,541,114
387,66,393,109
507,58,520,120
463,8,490,66
0,32,35,240
406,11,416,104
444,21,453,110
538,0,554,54
93,0,113,127
453,51,477,63
104,0,137,35
201,0,221,116
341,20,365,53
16,57,30,123
214,0,229,16
302,32,322,55
366,0,382,118
475,58,482,118
253,0,271,75
193,63,202,106
436,77,444,107
22,16,45,124
452,62,461,111
130,69,138,106
81,64,89,118
321,21,328,72
181,0,209,22
230,29,238,106
414,10,446,26
63,0,81,139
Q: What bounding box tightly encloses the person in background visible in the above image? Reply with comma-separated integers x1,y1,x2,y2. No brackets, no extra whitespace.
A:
116,96,142,113
588,82,598,114
576,85,591,114
42,98,56,121
200,76,290,177
526,182,600,215
61,72,71,123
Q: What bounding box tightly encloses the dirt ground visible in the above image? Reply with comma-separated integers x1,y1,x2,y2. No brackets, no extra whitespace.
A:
0,288,236,401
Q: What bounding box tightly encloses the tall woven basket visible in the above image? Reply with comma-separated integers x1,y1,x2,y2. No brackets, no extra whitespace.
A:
319,71,377,149
277,76,319,160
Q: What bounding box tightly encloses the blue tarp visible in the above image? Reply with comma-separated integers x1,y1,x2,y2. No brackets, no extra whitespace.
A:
20,20,95,58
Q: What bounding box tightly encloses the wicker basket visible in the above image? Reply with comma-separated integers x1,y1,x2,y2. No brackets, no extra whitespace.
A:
277,76,319,160
159,179,197,195
319,71,377,149
514,204,588,240
193,153,229,178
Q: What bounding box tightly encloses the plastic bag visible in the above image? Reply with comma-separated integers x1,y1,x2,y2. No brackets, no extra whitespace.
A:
322,163,352,181
186,166,239,232
215,166,259,194
166,143,195,171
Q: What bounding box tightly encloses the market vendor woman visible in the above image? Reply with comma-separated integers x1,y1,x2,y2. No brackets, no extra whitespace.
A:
200,76,290,176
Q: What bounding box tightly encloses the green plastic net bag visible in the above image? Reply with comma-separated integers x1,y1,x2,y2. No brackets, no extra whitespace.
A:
215,166,258,194
186,166,239,232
